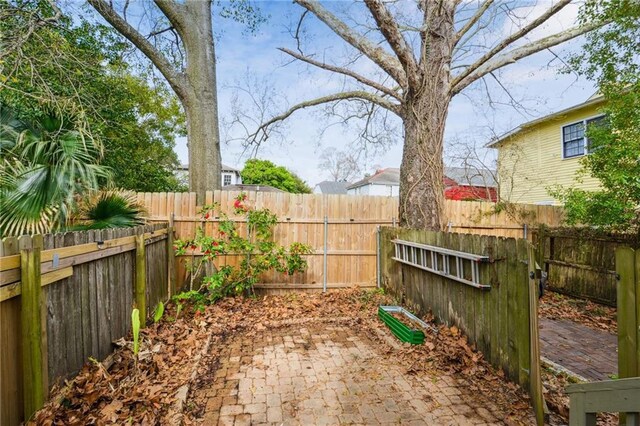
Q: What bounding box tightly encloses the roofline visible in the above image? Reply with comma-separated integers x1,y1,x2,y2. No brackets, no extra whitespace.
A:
179,163,240,172
346,181,371,190
487,95,606,148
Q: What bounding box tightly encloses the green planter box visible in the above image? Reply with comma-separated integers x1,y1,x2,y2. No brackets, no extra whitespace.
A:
378,306,426,345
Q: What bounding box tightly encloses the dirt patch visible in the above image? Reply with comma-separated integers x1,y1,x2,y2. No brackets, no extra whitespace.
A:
539,291,617,334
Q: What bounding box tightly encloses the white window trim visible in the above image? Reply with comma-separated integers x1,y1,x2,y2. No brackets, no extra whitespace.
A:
561,114,606,160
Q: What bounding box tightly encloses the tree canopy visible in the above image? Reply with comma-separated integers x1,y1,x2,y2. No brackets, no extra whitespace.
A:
86,0,266,201
241,159,311,194
1,1,186,192
245,0,607,229
552,1,640,231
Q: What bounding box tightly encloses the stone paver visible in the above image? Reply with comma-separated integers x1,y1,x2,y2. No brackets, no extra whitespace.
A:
539,317,617,381
198,323,524,425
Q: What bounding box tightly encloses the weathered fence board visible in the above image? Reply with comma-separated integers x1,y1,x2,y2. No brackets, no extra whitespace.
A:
380,227,544,422
615,247,640,380
0,223,171,425
535,228,639,306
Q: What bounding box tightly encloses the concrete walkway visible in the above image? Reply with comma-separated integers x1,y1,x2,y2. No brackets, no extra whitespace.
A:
539,317,617,381
195,323,531,425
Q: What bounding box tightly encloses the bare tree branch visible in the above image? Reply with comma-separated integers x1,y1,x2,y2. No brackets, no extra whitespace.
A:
293,0,408,88
87,0,186,97
147,26,174,38
454,0,495,46
363,0,419,86
249,90,401,147
452,19,607,94
278,47,401,100
451,0,572,89
293,10,308,55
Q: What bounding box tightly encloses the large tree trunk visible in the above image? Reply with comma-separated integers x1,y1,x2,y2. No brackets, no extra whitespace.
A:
399,93,450,230
398,2,455,230
181,0,222,202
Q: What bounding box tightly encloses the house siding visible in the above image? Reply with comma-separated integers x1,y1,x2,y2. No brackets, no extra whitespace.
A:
496,102,604,205
347,183,399,196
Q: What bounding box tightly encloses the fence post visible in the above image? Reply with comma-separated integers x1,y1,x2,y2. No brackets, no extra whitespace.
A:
535,226,546,274
20,234,45,419
323,215,328,293
615,247,638,379
527,243,546,426
135,230,147,321
167,214,176,297
376,226,381,288
636,250,640,382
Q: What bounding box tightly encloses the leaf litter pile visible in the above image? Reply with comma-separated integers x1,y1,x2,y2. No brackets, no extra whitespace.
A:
36,288,568,425
539,291,617,334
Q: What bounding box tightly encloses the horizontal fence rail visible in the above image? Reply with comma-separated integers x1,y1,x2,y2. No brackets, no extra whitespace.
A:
0,223,173,425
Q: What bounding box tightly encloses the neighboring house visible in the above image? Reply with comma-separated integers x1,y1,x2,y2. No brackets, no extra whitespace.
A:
347,168,400,196
175,163,242,187
346,167,496,200
314,181,350,194
444,167,497,202
223,184,283,193
489,94,606,205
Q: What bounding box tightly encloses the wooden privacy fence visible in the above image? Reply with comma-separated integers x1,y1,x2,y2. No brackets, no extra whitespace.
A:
136,191,564,291
535,228,639,306
380,228,545,425
0,223,174,425
615,247,640,381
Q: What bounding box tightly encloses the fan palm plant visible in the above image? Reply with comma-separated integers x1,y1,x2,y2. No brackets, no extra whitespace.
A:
70,189,146,230
0,109,110,236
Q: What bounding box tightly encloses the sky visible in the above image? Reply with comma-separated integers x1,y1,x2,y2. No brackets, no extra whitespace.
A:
166,1,597,187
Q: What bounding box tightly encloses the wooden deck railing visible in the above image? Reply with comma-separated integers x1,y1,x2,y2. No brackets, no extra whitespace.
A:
566,377,640,426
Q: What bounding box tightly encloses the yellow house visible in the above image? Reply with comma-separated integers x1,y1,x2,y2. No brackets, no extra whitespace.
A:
489,94,606,205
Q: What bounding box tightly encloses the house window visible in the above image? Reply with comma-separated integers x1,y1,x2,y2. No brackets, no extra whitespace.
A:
585,116,607,152
562,121,585,158
562,115,606,158
223,174,232,186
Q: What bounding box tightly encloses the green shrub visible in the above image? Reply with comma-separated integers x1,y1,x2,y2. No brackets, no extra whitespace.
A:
173,193,312,307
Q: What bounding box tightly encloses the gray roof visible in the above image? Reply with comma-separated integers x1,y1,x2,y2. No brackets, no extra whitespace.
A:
223,184,283,193
347,166,495,190
347,168,400,189
178,163,240,173
314,181,350,194
444,167,496,187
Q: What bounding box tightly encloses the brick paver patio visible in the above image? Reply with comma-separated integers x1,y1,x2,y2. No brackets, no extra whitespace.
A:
539,317,617,381
195,322,530,425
